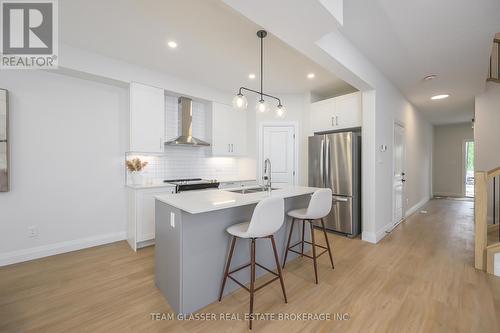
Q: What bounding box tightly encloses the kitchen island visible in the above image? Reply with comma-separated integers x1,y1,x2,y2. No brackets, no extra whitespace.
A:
154,186,318,314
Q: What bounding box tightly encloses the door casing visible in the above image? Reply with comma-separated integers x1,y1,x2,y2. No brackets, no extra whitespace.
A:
393,122,406,224
258,122,298,186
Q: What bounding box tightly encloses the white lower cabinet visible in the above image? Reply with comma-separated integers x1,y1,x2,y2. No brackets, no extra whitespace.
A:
127,186,175,251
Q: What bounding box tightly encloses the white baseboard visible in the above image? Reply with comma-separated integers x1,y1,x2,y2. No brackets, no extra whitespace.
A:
362,196,430,244
433,192,463,198
361,231,377,243
362,221,393,244
406,196,430,217
0,231,126,267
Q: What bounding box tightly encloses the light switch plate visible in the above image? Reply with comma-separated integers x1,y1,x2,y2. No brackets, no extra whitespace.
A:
170,212,175,228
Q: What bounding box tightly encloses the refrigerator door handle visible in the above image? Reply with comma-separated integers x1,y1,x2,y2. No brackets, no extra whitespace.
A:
320,138,324,186
326,138,331,189
333,196,349,202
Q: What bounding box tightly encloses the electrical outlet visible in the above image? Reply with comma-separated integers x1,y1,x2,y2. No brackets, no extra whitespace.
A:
170,212,175,228
28,226,38,238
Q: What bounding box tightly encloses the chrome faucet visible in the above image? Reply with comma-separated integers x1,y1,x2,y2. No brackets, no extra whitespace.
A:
263,158,272,192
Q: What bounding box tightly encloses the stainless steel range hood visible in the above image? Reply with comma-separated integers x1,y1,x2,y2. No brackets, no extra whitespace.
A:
165,97,210,147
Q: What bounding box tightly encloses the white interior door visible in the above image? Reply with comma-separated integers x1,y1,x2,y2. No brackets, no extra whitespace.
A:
262,126,295,186
393,123,406,224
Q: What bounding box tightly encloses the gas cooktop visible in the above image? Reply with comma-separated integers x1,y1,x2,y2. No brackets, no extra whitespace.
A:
163,178,219,192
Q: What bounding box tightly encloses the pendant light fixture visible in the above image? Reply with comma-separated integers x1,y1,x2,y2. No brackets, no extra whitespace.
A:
232,30,286,118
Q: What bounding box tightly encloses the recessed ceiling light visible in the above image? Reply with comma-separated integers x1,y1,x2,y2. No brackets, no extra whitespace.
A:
423,74,438,81
307,73,315,79
248,73,256,79
167,41,178,49
431,94,450,100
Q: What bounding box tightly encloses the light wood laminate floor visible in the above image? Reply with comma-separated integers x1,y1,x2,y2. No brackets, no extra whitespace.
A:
1,199,500,332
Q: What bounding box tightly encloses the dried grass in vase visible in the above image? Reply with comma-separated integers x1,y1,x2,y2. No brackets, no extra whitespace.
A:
126,158,148,172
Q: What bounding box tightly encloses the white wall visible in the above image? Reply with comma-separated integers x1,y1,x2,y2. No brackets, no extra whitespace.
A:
0,46,253,265
245,93,311,186
433,123,473,197
59,44,234,106
0,70,128,265
475,81,500,225
475,82,500,171
317,32,433,242
396,103,434,216
223,0,434,244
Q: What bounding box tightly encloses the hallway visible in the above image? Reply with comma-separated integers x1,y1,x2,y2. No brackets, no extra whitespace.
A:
1,199,499,332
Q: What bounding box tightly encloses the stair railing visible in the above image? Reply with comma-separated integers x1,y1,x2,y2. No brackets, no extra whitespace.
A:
475,166,500,272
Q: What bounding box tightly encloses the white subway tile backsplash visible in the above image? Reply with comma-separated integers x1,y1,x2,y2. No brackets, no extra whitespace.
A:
125,151,253,184
126,95,255,185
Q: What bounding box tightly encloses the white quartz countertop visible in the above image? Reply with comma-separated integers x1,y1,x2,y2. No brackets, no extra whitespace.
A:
126,183,176,190
217,178,257,183
155,186,319,214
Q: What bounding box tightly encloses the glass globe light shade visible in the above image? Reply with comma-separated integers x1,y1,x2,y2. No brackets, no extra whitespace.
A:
232,94,248,110
256,99,269,113
276,104,286,118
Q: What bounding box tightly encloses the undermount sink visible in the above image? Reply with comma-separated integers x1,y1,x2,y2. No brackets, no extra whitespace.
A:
226,187,278,194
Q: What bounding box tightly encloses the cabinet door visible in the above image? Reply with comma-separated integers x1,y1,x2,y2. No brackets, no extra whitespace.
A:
137,188,175,242
130,82,165,152
334,92,362,128
310,92,362,133
231,110,247,156
310,98,335,133
212,102,247,156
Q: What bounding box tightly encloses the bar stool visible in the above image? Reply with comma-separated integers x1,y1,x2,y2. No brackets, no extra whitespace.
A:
282,188,335,284
218,196,287,330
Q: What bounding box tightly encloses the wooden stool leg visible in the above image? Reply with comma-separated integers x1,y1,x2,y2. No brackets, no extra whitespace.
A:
218,236,236,301
301,220,305,257
320,218,335,269
282,218,295,268
249,238,256,330
310,220,319,284
270,235,288,303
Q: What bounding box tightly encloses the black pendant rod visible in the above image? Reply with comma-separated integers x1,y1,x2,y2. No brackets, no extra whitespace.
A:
260,32,263,101
236,30,283,107
238,86,281,105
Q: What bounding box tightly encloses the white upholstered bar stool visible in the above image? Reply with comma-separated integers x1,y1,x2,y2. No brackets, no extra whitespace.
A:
218,196,287,330
282,188,335,284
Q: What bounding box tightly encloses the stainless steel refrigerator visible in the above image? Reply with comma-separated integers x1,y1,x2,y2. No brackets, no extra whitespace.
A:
308,131,361,236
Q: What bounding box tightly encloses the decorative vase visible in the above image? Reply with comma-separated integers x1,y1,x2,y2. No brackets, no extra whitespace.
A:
131,172,143,185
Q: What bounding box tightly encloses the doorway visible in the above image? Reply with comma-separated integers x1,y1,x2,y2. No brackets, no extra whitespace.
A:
259,124,297,186
393,123,406,224
464,140,474,197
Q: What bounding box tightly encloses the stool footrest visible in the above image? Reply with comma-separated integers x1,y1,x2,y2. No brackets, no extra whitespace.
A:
229,263,251,275
254,276,280,292
289,240,329,251
287,247,328,259
227,261,281,294
255,262,279,277
228,275,250,292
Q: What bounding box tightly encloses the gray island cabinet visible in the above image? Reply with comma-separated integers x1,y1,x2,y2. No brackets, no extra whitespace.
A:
154,186,318,314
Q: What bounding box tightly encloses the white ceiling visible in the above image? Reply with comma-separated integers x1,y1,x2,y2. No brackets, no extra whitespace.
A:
59,0,354,97
340,0,500,124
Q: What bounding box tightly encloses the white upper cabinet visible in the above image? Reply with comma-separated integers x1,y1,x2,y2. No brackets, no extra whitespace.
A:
310,92,362,133
129,82,165,152
211,102,247,156
310,98,335,132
